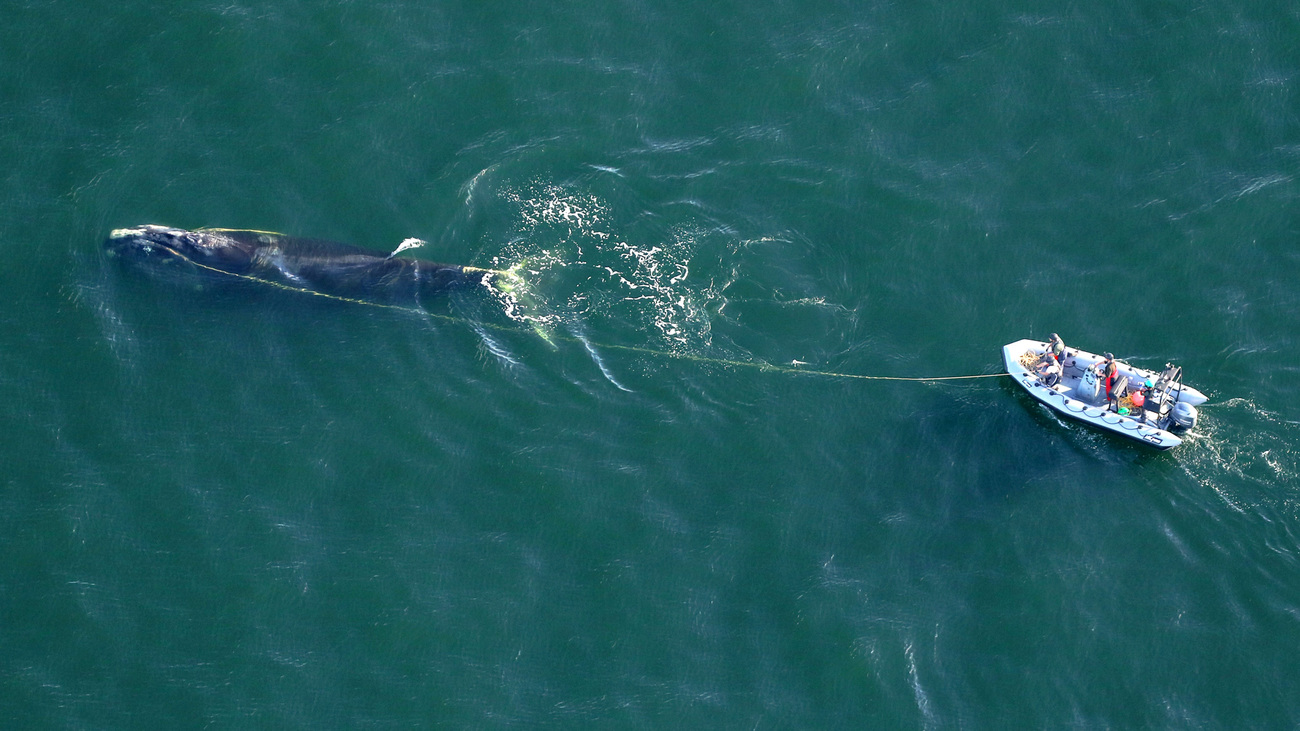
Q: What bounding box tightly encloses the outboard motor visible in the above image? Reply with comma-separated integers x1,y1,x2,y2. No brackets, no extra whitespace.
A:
1171,401,1198,431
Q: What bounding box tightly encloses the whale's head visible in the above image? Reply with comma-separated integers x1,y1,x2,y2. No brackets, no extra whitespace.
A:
105,225,205,266
105,225,255,280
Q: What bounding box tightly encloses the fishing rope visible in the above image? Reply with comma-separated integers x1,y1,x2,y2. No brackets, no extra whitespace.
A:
148,241,1009,384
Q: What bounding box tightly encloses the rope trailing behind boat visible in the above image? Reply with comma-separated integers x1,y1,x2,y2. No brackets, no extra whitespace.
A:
115,233,1009,385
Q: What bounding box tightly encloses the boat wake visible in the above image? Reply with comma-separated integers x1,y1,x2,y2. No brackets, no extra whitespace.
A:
1177,397,1300,514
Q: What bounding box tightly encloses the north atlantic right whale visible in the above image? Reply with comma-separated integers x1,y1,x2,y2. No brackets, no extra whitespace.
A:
105,224,506,300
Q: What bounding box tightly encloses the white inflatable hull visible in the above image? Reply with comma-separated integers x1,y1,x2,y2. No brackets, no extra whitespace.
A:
1002,339,1206,450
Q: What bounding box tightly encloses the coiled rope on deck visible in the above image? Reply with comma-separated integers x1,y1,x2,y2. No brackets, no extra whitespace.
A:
142,241,1009,384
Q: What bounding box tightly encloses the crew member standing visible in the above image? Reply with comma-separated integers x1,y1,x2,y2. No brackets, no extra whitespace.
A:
1102,353,1119,404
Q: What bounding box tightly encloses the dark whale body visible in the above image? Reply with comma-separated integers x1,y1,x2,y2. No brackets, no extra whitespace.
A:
105,225,499,300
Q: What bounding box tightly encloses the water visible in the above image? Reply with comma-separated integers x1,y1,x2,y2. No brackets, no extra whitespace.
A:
3,1,1299,726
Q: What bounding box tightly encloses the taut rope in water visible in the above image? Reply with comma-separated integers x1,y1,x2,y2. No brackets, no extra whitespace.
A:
142,241,1009,384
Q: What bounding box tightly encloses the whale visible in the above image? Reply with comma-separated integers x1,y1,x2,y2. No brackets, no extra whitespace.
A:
105,224,504,300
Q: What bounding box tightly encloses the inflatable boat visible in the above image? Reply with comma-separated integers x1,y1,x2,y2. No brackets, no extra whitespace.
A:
1002,339,1207,450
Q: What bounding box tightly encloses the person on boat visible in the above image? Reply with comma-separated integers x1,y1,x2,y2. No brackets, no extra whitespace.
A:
1132,378,1156,423
1101,353,1119,408
1047,333,1067,366
1035,352,1062,386
1131,386,1147,423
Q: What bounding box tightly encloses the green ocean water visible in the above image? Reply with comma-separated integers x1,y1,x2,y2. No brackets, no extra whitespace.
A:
3,1,1300,726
